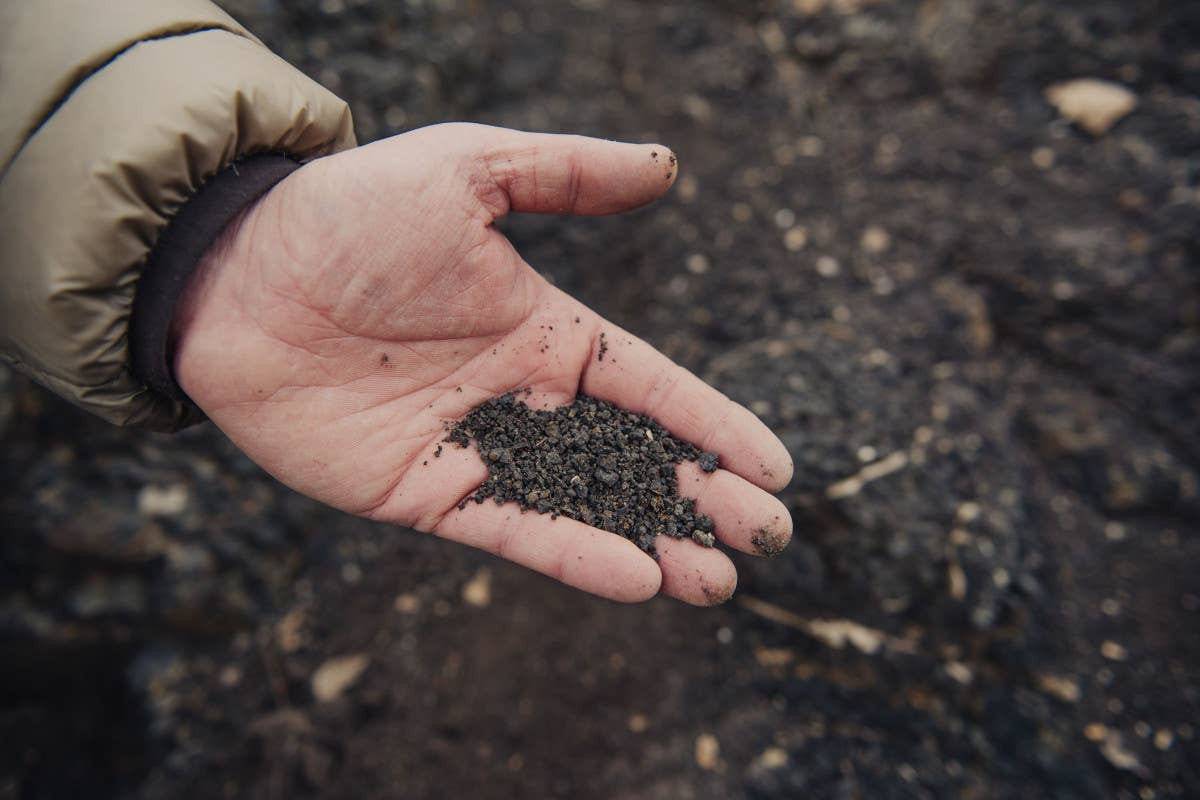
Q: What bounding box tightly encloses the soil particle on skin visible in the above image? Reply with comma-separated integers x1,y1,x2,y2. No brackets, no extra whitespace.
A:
751,528,785,558
698,452,719,473
701,581,733,606
445,393,715,556
598,332,609,362
433,445,443,458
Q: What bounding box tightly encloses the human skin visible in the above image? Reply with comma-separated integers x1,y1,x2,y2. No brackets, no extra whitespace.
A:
173,123,794,606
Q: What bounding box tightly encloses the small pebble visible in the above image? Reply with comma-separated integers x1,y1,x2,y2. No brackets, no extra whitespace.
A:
462,568,492,608
860,225,891,253
694,734,720,770
394,593,420,613
685,253,710,275
816,255,841,277
784,226,809,251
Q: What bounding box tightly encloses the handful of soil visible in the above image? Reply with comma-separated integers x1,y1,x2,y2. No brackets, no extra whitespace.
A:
445,393,719,557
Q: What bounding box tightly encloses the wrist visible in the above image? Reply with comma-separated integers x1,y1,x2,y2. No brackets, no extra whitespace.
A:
130,155,300,402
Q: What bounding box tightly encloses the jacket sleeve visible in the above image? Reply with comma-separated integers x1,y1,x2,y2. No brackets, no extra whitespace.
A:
0,0,356,431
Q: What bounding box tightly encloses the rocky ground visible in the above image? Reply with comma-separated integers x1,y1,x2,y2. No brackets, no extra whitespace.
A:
2,0,1198,797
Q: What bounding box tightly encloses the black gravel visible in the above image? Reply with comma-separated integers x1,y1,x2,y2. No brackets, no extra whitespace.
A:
445,393,719,555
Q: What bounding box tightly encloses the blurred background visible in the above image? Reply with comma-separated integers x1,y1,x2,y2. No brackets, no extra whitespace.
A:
2,0,1198,797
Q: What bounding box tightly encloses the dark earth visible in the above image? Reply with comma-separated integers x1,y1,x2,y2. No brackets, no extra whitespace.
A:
2,0,1199,798
445,391,719,555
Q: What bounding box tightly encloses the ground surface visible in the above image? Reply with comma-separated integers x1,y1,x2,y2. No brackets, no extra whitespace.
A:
2,1,1198,798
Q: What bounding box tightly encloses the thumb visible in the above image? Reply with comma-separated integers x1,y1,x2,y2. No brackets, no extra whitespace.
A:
443,123,678,218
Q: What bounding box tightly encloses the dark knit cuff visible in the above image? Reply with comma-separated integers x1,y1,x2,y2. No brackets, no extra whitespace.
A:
130,154,300,401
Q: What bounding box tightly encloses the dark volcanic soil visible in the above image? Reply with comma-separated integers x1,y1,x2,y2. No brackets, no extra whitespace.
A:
2,1,1198,799
445,393,718,555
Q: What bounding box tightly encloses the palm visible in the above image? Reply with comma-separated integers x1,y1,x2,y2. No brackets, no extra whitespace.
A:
175,124,793,605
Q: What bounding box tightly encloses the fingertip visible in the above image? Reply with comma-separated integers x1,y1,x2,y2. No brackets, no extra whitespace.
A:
610,555,664,603
471,130,681,216
677,462,794,558
566,535,662,603
741,412,794,491
641,144,679,189
655,535,738,607
750,505,792,558
720,403,794,491
761,436,794,492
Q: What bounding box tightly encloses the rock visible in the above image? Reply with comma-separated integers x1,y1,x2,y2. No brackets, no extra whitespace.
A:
461,568,492,608
311,653,370,703
860,225,891,254
815,255,841,278
1036,673,1082,703
1100,640,1128,661
276,608,307,653
944,661,974,685
1044,79,1137,136
393,593,420,613
137,483,189,517
783,226,809,251
757,747,789,769
694,733,720,771
753,647,796,668
1099,731,1149,777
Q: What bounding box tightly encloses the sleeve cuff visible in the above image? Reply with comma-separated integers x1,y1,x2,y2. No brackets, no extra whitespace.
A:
129,154,300,402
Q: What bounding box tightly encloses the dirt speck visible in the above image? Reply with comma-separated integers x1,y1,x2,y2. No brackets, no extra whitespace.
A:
751,528,787,557
598,332,609,362
701,581,734,606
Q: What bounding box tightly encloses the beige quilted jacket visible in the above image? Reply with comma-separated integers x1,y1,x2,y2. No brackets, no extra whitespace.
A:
0,0,355,430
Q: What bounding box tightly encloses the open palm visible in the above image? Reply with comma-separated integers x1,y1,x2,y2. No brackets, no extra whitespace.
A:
174,124,793,605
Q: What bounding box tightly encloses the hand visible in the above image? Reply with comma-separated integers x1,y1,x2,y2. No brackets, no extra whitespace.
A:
173,123,793,605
